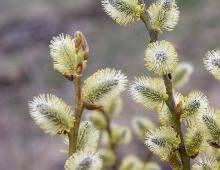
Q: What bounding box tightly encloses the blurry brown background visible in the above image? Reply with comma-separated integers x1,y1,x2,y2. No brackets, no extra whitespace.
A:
0,0,220,170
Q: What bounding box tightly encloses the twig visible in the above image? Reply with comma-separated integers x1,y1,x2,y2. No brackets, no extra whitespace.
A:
68,75,84,157
163,75,190,170
84,103,118,170
141,13,190,170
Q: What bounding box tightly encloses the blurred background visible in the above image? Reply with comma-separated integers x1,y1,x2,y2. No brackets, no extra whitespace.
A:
0,0,220,169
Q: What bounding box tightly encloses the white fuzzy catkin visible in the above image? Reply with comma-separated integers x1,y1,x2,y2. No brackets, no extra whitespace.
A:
157,92,183,126
181,91,208,123
198,107,220,146
130,76,168,110
63,121,100,153
144,40,178,75
185,127,203,157
204,49,220,82
102,0,144,26
145,126,180,160
147,0,180,32
82,68,127,105
50,33,87,76
76,121,100,152
29,94,74,136
192,156,220,170
64,152,103,170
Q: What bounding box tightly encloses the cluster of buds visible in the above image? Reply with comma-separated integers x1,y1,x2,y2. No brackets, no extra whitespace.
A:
102,0,220,169
28,0,220,170
90,97,132,168
29,30,129,170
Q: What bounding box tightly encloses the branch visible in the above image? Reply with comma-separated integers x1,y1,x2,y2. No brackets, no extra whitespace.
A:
68,75,84,157
163,75,190,170
141,13,190,170
100,109,118,170
84,102,118,169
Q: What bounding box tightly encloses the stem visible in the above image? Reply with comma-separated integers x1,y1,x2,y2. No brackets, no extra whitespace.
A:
101,109,118,170
83,103,118,169
140,14,158,43
68,75,84,157
163,75,190,170
141,13,190,169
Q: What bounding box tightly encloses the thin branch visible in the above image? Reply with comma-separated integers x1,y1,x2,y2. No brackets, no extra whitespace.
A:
163,75,190,170
84,103,118,170
101,109,118,170
68,75,84,157
140,13,190,169
140,13,158,43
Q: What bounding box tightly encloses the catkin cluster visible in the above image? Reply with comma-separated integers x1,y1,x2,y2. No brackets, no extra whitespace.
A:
102,0,220,169
28,0,220,170
29,31,129,170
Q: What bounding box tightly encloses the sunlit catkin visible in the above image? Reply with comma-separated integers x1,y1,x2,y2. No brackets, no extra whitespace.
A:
145,126,180,160
185,128,203,157
82,68,127,105
147,0,180,33
181,91,208,123
29,94,74,136
144,40,178,75
130,76,168,110
49,32,88,77
204,49,220,82
102,0,144,26
192,156,220,170
64,152,103,170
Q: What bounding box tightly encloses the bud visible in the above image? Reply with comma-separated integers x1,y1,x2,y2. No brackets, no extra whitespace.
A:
144,162,162,170
172,62,194,89
157,92,183,126
74,31,89,60
110,125,132,145
119,155,144,170
91,111,107,130
102,97,122,118
185,128,203,158
132,116,155,140
99,148,116,168
166,152,182,170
